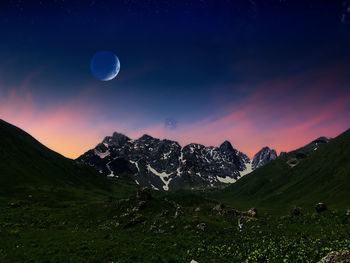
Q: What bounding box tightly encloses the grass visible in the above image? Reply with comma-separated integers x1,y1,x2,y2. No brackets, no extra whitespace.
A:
1,188,349,262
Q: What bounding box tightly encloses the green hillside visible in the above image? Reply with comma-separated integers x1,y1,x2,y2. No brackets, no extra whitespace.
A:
0,119,111,197
213,129,350,212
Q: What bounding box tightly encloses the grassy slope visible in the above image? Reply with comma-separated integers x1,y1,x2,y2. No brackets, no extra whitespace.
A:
212,129,350,212
0,119,115,198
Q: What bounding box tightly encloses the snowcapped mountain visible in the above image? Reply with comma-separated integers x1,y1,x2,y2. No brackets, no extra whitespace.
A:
77,132,253,191
251,147,277,170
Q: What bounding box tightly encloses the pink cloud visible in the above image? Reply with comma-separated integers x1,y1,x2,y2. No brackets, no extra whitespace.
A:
1,64,349,160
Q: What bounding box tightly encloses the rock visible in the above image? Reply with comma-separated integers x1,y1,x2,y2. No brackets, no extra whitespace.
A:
124,215,145,228
149,225,157,232
317,250,350,263
213,204,225,212
175,206,184,218
120,212,130,218
244,208,257,217
213,203,240,216
8,202,20,208
184,225,191,230
194,207,201,212
197,223,207,231
161,210,169,217
190,260,199,263
137,201,146,210
252,147,277,170
315,203,327,213
289,206,302,217
137,187,152,200
346,208,350,217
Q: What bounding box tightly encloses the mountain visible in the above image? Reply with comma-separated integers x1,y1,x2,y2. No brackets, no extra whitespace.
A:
0,119,109,195
213,130,350,211
251,147,277,170
77,133,252,191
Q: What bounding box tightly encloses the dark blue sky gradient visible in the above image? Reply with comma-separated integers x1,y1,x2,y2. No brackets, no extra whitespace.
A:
1,0,350,157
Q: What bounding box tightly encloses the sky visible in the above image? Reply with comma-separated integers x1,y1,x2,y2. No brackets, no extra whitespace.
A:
1,0,350,158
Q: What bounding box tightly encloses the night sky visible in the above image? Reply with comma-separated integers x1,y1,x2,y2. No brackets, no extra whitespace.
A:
1,0,350,158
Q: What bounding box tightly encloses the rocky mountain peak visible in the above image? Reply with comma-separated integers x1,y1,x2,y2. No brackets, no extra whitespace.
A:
252,146,277,170
102,132,130,147
219,140,235,152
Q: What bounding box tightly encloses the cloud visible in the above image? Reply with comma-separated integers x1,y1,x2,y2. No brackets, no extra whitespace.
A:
131,66,350,158
0,86,121,158
1,64,349,160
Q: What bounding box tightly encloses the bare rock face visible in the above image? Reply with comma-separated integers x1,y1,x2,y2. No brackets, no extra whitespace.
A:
77,132,252,191
315,203,327,213
252,147,277,170
317,250,350,263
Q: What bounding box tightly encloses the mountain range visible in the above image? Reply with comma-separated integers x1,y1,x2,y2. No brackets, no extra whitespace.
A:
3,117,346,210
77,131,277,191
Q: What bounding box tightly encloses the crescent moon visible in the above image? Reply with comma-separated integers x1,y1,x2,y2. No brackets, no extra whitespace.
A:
102,56,120,81
90,51,120,81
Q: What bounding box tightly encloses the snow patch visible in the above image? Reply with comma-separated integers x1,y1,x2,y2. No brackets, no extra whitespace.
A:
217,176,236,184
94,149,110,159
240,160,253,177
106,162,116,177
147,165,172,191
129,160,140,172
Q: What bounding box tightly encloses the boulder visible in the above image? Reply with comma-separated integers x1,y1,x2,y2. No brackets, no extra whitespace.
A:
184,225,191,230
161,210,169,217
213,203,225,212
194,207,201,212
289,206,302,217
317,250,350,263
197,223,207,231
8,202,20,208
244,208,257,217
213,203,240,216
137,187,152,200
346,208,350,217
149,225,157,232
315,203,327,213
137,201,147,210
175,206,184,218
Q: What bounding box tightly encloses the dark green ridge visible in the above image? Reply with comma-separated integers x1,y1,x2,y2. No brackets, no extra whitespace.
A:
0,119,112,197
212,129,350,213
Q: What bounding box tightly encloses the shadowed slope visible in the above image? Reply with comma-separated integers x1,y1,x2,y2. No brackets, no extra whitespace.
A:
213,129,350,211
0,119,109,195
